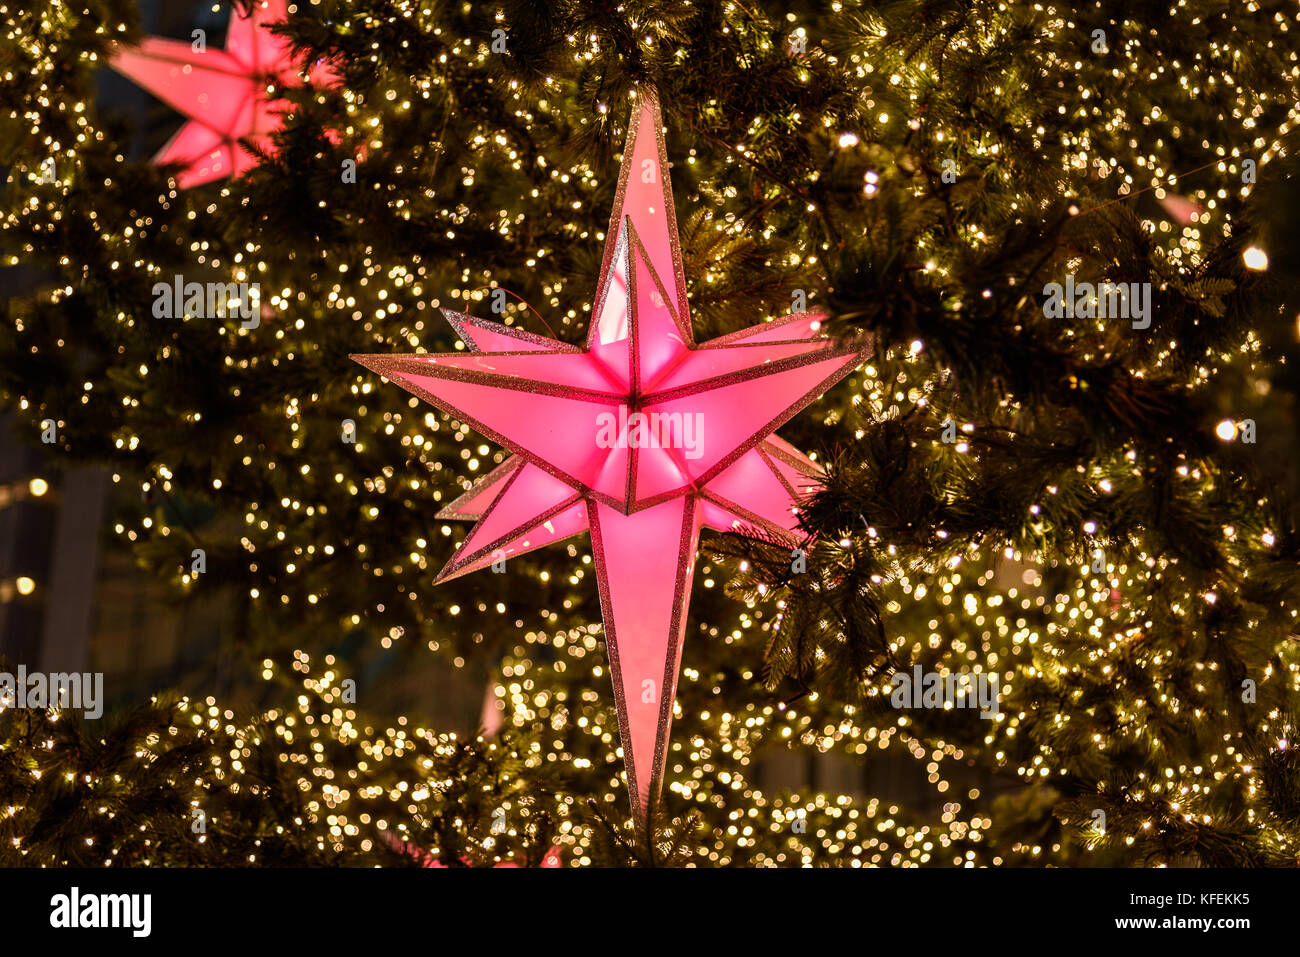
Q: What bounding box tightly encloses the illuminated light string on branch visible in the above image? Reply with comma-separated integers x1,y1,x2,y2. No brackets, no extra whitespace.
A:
460,284,558,340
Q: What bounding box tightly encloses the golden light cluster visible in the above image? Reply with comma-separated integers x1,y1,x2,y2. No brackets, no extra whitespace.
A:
2,0,1297,865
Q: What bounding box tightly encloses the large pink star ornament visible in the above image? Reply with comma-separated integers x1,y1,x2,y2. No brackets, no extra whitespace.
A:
109,0,336,188
353,88,866,831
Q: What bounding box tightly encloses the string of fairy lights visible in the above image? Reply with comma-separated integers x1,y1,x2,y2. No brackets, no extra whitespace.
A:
2,0,1298,864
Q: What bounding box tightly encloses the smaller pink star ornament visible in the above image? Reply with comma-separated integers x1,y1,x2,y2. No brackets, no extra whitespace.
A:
354,88,867,834
109,0,336,188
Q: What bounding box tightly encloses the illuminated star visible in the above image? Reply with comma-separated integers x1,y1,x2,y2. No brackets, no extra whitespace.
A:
109,0,335,188
353,88,866,832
